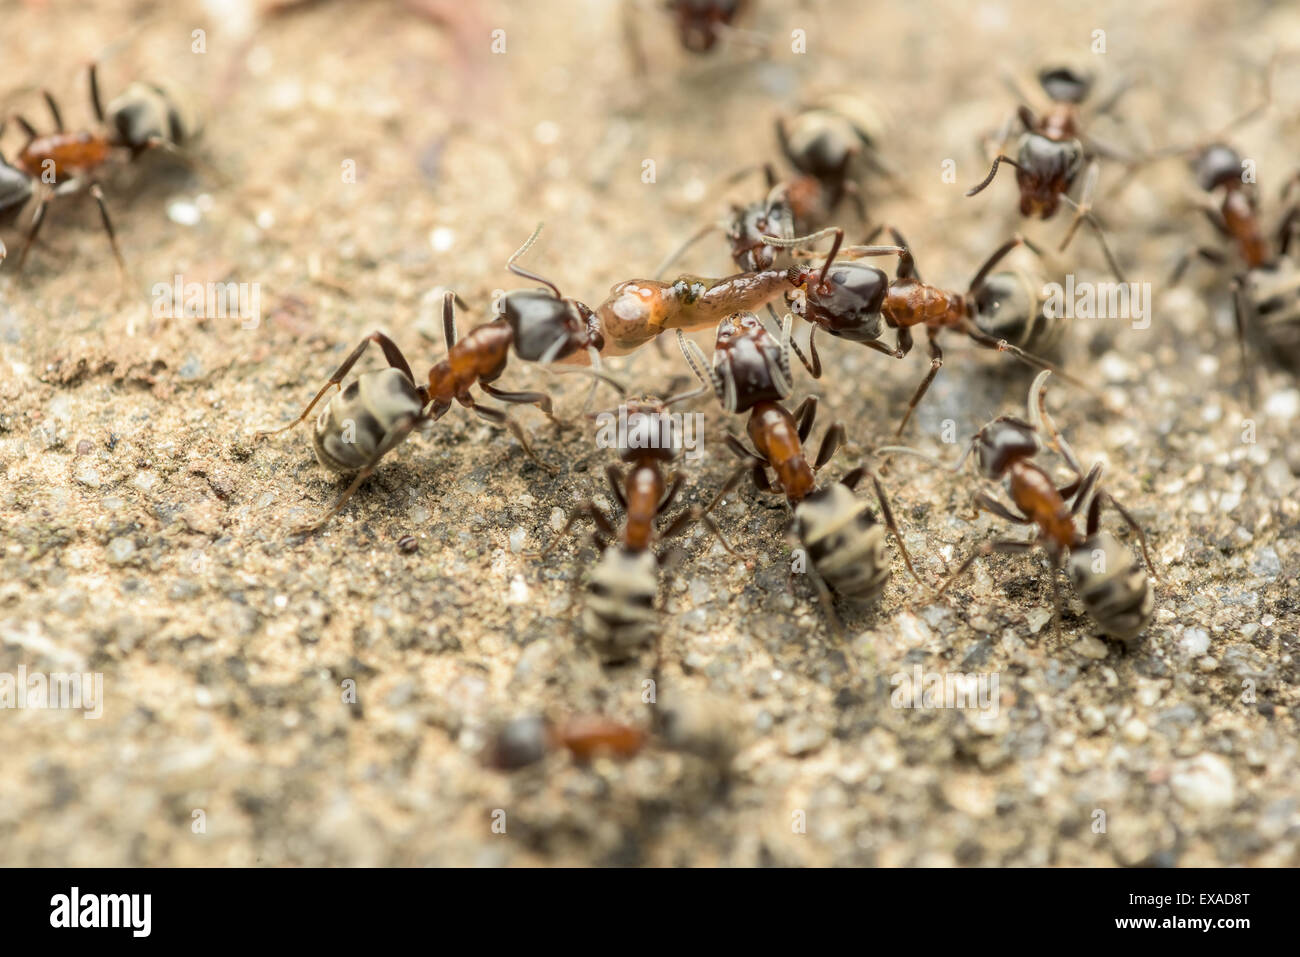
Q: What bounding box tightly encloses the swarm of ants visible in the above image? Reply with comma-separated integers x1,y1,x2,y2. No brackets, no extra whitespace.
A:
7,7,1296,776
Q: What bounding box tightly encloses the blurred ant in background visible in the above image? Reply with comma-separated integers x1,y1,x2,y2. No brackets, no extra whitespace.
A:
966,57,1132,280
656,93,891,279
1161,56,1300,397
0,63,201,278
623,0,759,74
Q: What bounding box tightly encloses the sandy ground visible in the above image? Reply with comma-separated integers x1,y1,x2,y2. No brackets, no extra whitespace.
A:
1,0,1298,866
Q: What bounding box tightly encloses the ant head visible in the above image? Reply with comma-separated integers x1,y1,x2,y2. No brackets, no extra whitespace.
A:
973,416,1041,479
790,261,887,342
497,289,595,363
1195,144,1245,192
669,0,742,53
716,310,766,345
728,203,782,270
1037,64,1094,104
1015,134,1083,218
971,270,1039,338
616,398,681,463
714,311,790,412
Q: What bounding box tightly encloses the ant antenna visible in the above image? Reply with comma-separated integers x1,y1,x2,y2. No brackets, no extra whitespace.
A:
966,155,1023,197
506,223,564,298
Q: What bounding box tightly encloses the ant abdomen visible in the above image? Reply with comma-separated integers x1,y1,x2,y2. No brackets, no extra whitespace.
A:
1067,531,1154,645
582,546,661,661
313,368,425,473
971,270,1063,360
791,484,890,604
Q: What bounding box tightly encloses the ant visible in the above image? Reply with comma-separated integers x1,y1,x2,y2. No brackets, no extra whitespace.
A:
654,94,889,281
535,393,739,662
623,0,758,75
762,225,1094,436
486,713,646,770
675,310,923,634
965,59,1130,280
256,244,619,533
593,225,906,360
1160,55,1300,397
878,370,1155,641
1,63,201,278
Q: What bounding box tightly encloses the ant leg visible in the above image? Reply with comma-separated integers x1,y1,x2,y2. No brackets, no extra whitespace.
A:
1231,277,1258,409
1096,490,1157,581
937,538,1036,598
15,191,54,273
293,466,376,536
42,91,64,131
606,463,628,511
291,413,424,535
965,155,1022,198
881,226,921,281
658,465,745,555
89,62,105,123
961,321,1100,399
894,331,943,439
12,114,38,148
967,236,1024,294
654,221,723,279
255,332,415,440
792,395,817,442
806,563,846,640
88,183,129,282
657,470,684,514
533,502,617,559
814,422,844,470
973,489,1033,526
1275,204,1299,257
1169,246,1227,284
441,290,458,349
1059,162,1127,282
726,432,777,495
842,464,924,586
480,382,555,419
465,398,555,472
1066,464,1103,516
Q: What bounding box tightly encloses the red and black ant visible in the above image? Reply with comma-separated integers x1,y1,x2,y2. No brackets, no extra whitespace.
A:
1,63,201,278
536,393,739,661
761,225,1095,436
879,370,1155,641
965,59,1131,280
256,229,621,532
1160,58,1300,397
675,310,923,633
